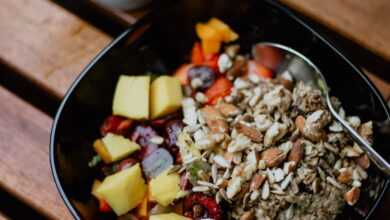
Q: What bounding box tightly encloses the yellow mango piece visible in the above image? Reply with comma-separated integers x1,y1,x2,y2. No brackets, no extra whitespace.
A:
113,75,150,120
150,76,183,119
136,194,148,218
196,23,221,41
96,164,146,216
101,133,140,163
207,18,238,42
150,213,190,220
93,139,112,164
149,169,182,206
91,179,102,200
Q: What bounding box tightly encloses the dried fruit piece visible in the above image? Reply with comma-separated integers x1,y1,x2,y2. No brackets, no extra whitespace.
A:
205,77,233,105
261,147,286,168
344,187,360,206
235,123,263,143
337,168,352,184
188,66,216,90
131,125,159,159
184,193,221,220
355,154,370,170
100,115,133,136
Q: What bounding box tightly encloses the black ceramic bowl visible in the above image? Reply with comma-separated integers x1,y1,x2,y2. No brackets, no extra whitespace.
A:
50,0,389,219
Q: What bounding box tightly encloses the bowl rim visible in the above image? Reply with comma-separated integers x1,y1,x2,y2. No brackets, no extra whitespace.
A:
49,1,390,219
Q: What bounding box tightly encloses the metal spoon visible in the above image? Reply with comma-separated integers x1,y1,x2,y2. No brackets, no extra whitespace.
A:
253,42,390,176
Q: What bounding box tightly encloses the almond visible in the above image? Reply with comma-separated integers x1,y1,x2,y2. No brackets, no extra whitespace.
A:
219,103,240,117
337,168,352,184
249,174,266,191
261,147,286,168
201,106,228,133
344,187,360,206
240,210,254,220
355,154,370,170
235,123,263,143
288,139,303,167
295,115,305,133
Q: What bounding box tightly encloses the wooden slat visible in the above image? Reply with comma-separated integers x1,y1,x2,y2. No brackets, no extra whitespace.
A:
281,0,390,61
0,0,111,98
0,86,71,220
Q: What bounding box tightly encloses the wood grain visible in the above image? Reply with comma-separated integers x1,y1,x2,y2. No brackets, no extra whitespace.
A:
281,0,390,61
0,86,71,219
0,0,111,98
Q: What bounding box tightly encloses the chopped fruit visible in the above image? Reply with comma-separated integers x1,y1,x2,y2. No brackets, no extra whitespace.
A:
204,53,220,73
142,148,173,178
188,66,216,90
113,75,150,120
184,193,221,220
93,139,112,164
150,76,183,119
149,169,184,206
100,115,133,136
207,18,238,42
174,64,192,85
136,194,148,218
205,77,233,104
91,179,102,200
150,213,190,220
196,23,221,41
131,125,159,159
248,61,273,79
101,133,140,163
191,42,205,65
99,199,112,213
196,23,222,55
96,164,146,216
202,39,221,55
252,44,283,70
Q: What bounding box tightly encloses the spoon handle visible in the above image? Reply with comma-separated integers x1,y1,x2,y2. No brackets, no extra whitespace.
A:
326,96,390,176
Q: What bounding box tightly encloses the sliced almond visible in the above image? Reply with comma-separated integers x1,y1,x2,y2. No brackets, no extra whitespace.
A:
235,123,263,143
240,210,254,220
287,139,303,168
201,106,228,133
344,187,361,206
355,154,370,170
261,147,286,168
219,103,240,117
337,168,352,184
295,115,305,134
249,174,266,191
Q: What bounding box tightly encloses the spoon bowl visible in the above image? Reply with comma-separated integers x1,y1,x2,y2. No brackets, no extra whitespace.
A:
254,42,390,176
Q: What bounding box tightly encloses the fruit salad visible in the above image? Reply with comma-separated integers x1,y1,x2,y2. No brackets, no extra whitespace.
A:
89,18,374,220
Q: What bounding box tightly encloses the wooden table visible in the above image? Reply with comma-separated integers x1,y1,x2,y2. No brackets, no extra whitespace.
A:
0,0,388,219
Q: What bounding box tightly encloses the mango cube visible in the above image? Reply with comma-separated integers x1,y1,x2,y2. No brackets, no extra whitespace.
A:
150,213,190,220
96,164,146,216
99,133,140,163
149,169,183,206
113,75,150,120
150,76,183,119
91,179,102,200
93,139,112,164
